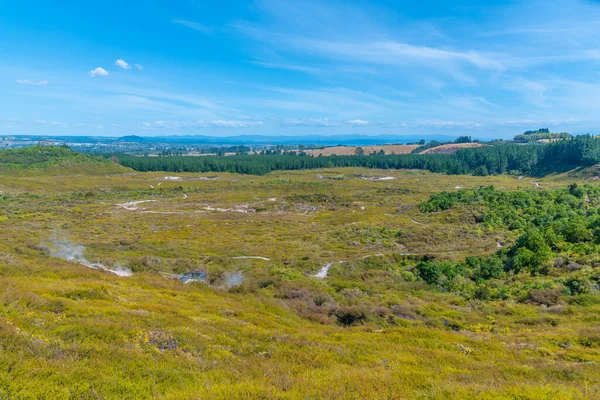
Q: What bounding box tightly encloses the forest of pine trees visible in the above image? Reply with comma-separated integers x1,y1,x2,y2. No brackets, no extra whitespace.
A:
110,136,600,176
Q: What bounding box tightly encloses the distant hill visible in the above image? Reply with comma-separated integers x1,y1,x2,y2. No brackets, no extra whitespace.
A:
513,128,572,142
137,134,461,146
0,145,129,174
6,133,473,148
118,135,146,143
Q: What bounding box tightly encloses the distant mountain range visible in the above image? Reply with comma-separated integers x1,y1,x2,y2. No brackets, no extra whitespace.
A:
7,133,464,146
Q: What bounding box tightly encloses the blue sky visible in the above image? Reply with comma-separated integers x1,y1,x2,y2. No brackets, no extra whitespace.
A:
1,0,600,138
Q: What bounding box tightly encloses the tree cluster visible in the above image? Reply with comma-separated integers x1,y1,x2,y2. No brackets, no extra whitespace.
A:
417,184,600,299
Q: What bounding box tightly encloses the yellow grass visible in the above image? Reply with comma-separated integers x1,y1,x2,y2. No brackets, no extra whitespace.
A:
0,166,598,399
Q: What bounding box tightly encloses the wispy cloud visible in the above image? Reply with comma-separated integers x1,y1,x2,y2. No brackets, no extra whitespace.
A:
251,86,407,118
496,119,578,126
141,120,206,130
281,118,333,127
36,120,71,128
347,119,369,126
73,123,107,129
252,61,324,75
374,121,407,128
288,38,505,71
115,95,207,117
89,67,109,77
173,19,212,34
234,0,505,86
7,0,600,138
414,120,485,129
504,78,548,106
212,120,263,128
16,79,48,86
115,59,131,69
110,85,225,111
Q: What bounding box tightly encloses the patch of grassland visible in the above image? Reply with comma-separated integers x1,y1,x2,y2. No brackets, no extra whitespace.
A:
0,145,129,175
0,165,599,399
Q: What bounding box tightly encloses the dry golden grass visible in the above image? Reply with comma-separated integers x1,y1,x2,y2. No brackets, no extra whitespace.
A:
305,145,420,156
1,165,600,399
420,143,485,154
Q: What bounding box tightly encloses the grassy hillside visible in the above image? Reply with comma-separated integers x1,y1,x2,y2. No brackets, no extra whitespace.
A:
1,166,599,398
0,145,129,175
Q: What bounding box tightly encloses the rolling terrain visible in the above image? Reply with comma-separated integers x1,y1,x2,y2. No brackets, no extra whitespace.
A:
0,147,599,399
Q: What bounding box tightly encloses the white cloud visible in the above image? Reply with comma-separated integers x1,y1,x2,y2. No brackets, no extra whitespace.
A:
89,67,109,77
375,121,408,128
504,77,547,106
281,118,332,127
141,120,206,129
236,25,504,75
34,120,70,128
496,119,577,126
250,86,404,117
73,123,107,129
16,79,48,86
115,88,223,111
415,121,484,129
173,19,212,34
51,121,70,128
212,120,264,128
115,59,131,69
347,119,369,126
134,64,143,70
252,61,323,75
30,121,112,130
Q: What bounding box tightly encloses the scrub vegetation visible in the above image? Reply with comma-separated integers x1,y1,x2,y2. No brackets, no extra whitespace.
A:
1,146,599,399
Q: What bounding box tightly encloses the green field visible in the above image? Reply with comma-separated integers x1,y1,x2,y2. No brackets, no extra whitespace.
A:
1,154,599,399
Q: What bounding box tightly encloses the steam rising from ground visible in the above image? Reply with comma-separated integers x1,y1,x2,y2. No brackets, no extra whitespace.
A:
224,272,244,288
46,238,133,277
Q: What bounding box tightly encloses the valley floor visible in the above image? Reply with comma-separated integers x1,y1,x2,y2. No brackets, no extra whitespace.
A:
0,168,599,399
